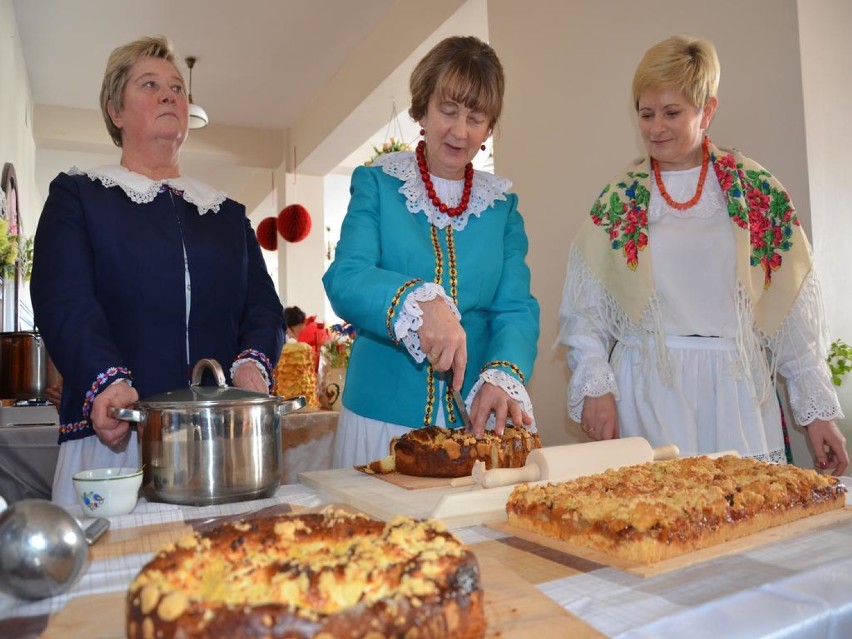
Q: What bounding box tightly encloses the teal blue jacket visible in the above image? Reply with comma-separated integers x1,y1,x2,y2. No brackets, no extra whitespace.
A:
323,158,539,428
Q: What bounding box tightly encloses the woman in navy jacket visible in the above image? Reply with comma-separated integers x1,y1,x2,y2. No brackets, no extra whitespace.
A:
31,36,284,505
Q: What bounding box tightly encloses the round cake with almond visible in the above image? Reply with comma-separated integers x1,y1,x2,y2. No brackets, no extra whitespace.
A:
126,509,485,639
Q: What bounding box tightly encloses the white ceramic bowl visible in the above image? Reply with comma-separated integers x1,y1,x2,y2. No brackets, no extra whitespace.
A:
72,467,143,517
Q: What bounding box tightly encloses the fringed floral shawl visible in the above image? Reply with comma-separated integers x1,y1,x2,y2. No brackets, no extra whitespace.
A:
568,140,817,401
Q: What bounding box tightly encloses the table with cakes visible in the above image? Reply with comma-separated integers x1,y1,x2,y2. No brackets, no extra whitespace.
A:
1,422,850,639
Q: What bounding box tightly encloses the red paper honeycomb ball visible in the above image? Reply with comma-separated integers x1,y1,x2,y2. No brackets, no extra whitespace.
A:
256,217,278,251
277,204,312,243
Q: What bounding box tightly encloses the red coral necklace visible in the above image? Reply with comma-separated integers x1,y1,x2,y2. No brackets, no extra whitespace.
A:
416,140,473,217
652,136,710,211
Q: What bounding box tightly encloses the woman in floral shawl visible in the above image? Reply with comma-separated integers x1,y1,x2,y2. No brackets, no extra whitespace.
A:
559,35,847,474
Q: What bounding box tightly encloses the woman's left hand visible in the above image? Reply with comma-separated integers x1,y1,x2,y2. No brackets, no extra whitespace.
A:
232,363,269,394
806,419,849,476
469,382,533,438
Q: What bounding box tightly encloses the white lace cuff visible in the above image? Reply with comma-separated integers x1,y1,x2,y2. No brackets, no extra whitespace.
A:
568,355,619,423
395,283,461,362
786,366,844,426
229,358,271,391
468,369,536,432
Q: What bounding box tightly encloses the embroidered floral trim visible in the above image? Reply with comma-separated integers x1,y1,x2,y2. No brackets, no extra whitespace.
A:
387,278,422,343
711,152,799,288
590,172,650,271
231,349,273,390
69,165,228,215
59,420,92,438
82,366,133,420
480,360,525,384
373,151,511,231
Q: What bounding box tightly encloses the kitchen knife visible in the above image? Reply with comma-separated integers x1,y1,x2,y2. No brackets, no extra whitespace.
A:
472,437,680,488
447,371,474,430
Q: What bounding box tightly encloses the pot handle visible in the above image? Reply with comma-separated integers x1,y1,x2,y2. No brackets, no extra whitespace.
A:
191,358,227,388
277,395,307,416
108,406,144,422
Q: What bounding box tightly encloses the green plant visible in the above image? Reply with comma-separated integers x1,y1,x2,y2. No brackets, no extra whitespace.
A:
827,339,852,386
364,137,411,166
19,236,33,281
0,218,19,279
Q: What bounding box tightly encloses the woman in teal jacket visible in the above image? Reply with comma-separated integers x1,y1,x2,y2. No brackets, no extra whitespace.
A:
323,36,540,467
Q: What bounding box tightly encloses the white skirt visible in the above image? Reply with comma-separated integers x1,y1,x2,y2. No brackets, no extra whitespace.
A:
332,408,412,468
612,335,785,461
51,435,140,507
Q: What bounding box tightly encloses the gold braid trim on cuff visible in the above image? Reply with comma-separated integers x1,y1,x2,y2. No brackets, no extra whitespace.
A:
481,360,526,384
386,278,422,344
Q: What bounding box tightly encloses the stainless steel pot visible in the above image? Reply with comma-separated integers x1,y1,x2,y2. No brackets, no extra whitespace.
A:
109,359,305,506
0,332,48,401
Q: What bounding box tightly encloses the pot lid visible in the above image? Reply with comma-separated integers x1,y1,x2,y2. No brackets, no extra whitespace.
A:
139,358,275,407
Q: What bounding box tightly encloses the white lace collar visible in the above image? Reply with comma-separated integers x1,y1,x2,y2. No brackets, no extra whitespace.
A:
69,165,228,215
373,151,511,230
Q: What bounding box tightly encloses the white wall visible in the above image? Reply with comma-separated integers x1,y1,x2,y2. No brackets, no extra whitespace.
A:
798,0,852,439
488,0,811,446
0,0,38,234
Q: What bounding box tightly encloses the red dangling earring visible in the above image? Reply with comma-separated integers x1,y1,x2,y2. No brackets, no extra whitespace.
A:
480,144,486,151
420,128,425,136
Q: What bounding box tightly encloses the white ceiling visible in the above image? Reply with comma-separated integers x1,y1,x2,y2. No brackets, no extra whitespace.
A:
12,0,487,213
13,0,398,131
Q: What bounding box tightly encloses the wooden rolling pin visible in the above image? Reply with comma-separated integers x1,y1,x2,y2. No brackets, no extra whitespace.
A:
472,437,680,489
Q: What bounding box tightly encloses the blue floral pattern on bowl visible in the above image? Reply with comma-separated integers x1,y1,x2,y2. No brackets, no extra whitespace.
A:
82,491,105,511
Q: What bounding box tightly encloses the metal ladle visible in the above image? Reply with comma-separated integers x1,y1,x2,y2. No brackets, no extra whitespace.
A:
0,499,110,600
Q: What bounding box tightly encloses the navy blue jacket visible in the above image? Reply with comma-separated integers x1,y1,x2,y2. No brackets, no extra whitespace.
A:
30,171,284,442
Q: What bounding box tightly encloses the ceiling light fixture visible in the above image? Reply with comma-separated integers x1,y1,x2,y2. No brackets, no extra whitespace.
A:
185,56,209,129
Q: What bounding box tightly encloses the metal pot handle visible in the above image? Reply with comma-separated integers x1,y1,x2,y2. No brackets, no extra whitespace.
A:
108,406,144,422
191,358,227,388
277,395,307,415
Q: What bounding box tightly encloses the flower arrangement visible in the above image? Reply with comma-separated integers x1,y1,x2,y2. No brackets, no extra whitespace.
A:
0,218,34,281
0,218,19,279
320,323,356,369
364,137,411,166
827,339,852,387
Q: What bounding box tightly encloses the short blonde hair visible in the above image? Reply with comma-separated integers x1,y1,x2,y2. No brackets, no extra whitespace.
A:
632,35,719,111
409,36,504,129
99,35,182,147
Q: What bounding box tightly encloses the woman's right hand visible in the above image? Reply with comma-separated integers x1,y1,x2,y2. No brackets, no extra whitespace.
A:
580,393,618,441
90,381,139,452
417,298,467,389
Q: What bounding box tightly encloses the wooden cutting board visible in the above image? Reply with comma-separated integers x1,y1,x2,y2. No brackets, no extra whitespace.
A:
354,469,465,489
488,505,852,578
299,467,515,527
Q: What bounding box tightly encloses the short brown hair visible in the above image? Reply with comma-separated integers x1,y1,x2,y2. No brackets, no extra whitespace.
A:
632,35,720,111
408,36,505,129
99,35,182,147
